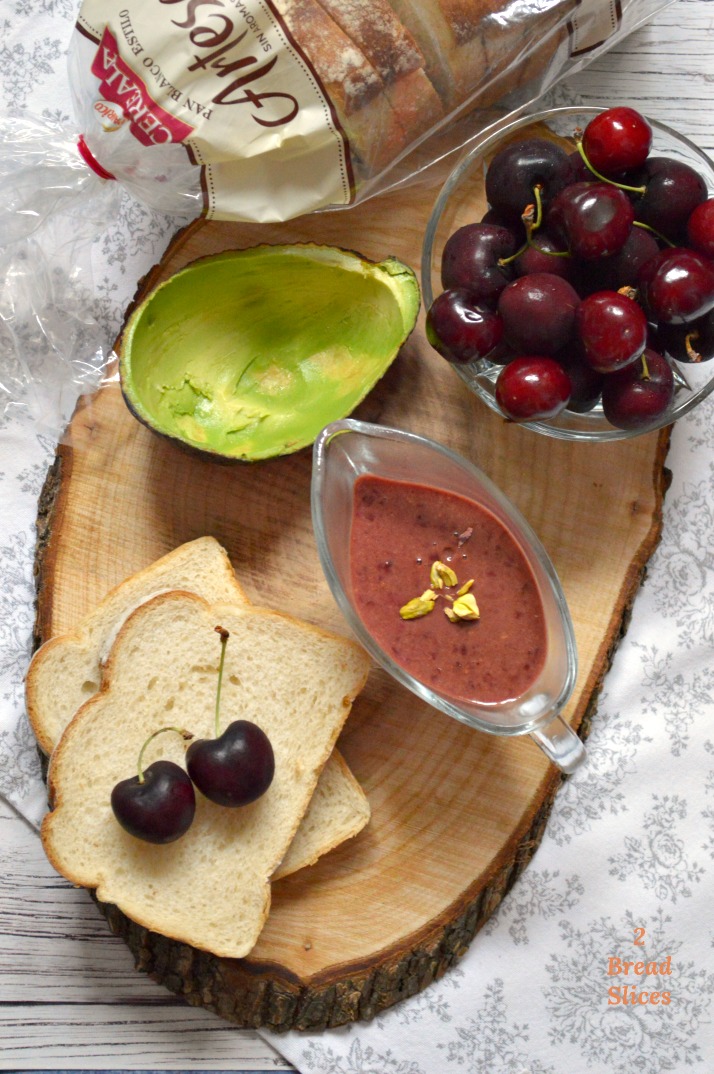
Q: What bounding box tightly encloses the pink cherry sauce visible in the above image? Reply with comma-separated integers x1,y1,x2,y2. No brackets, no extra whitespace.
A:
349,475,547,704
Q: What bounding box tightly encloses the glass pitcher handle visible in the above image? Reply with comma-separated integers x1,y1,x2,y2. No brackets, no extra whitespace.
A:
530,714,585,774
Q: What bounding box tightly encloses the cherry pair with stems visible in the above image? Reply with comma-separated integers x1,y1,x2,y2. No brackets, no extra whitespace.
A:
111,626,274,844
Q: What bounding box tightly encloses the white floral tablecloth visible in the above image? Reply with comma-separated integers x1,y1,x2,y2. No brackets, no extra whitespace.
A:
1,0,714,1071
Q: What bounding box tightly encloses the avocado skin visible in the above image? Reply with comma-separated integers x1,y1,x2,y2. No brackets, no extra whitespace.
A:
120,390,262,467
119,244,420,463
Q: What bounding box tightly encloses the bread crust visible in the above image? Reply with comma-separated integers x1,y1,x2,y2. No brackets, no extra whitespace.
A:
26,537,246,755
272,0,411,171
42,590,370,959
277,0,577,171
316,0,444,143
29,538,371,882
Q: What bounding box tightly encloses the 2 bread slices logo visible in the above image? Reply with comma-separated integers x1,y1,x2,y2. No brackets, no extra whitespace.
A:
606,927,672,1007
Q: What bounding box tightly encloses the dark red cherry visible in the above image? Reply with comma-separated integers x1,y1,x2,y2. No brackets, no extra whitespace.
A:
186,720,275,807
481,207,527,245
186,626,274,808
633,157,707,238
601,348,675,430
556,343,605,413
547,182,634,260
638,247,714,324
581,107,652,175
440,222,517,305
686,199,714,259
495,356,571,421
486,341,520,366
111,760,196,844
653,309,714,363
513,232,575,281
485,137,573,221
498,273,580,354
427,289,504,363
567,149,593,184
576,226,659,294
576,290,648,373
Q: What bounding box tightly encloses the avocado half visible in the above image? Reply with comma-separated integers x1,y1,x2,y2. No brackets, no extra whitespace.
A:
119,243,420,461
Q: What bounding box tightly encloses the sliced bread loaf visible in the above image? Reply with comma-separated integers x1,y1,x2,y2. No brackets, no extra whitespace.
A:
27,537,370,878
42,591,371,958
314,0,444,144
274,0,412,172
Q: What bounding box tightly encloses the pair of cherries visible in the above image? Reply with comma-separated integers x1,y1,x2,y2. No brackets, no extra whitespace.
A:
110,627,275,844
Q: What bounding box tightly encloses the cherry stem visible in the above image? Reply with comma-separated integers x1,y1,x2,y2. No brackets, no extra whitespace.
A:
498,244,525,267
685,331,703,362
640,352,651,380
632,219,676,248
498,184,572,267
137,726,193,783
531,183,544,231
214,625,230,738
574,134,646,195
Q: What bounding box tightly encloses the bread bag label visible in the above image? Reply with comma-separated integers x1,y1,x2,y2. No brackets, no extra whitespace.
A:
569,0,621,55
76,0,352,218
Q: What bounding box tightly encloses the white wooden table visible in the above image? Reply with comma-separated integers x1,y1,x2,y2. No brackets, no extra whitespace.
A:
3,0,714,1069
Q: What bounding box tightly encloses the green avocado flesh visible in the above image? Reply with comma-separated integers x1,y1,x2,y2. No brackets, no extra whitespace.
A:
120,244,420,461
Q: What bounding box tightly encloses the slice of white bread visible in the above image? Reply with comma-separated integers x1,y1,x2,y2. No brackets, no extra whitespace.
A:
42,591,371,958
275,744,368,880
27,538,248,756
27,537,370,878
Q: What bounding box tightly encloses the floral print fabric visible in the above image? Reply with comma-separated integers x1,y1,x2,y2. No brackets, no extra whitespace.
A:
1,1,713,1071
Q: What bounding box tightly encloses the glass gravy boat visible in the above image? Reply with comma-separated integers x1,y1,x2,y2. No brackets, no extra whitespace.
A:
311,419,585,774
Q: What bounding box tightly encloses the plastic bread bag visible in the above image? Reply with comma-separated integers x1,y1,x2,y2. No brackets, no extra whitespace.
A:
65,0,676,220
1,0,675,438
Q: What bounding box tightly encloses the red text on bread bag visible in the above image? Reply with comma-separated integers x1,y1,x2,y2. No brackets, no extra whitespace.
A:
91,28,194,145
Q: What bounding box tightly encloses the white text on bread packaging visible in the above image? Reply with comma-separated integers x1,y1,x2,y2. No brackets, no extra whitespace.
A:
68,0,674,222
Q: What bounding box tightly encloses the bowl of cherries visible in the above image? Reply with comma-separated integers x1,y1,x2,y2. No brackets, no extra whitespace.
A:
422,106,714,440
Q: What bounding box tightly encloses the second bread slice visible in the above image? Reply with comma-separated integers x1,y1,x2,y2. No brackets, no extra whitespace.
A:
27,537,370,878
42,591,371,959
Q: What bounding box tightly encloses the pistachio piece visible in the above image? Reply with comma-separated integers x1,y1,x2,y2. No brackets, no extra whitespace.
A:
430,561,458,589
451,593,480,620
444,606,458,623
457,579,475,596
399,590,437,620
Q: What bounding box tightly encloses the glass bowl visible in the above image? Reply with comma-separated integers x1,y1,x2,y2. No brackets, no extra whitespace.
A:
421,106,714,442
311,418,584,773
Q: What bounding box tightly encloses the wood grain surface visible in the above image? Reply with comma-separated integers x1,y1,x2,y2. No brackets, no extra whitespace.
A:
33,160,669,1030
5,2,712,1065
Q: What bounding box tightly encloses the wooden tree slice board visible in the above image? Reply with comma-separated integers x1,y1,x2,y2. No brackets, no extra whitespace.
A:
34,172,670,1031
